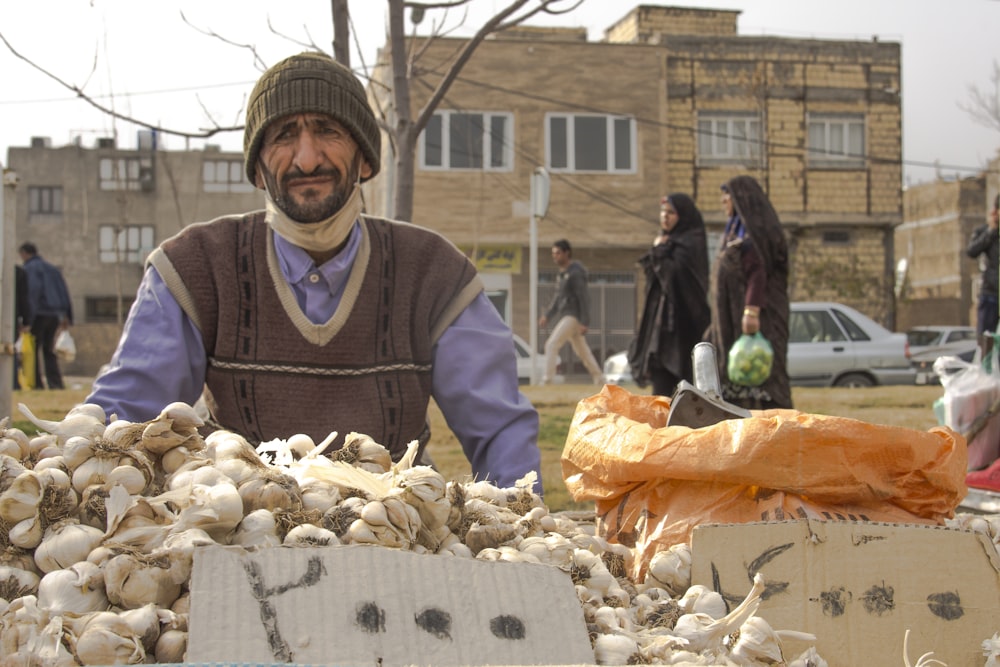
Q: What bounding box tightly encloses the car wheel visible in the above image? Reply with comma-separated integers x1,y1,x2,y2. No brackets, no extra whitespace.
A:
834,373,875,388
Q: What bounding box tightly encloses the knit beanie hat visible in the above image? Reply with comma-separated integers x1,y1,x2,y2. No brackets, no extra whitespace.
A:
243,51,381,184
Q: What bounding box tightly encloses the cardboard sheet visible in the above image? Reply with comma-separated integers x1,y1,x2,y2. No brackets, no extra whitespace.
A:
187,544,594,666
690,520,1000,667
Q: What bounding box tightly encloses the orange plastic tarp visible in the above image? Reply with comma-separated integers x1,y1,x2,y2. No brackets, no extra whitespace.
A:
561,385,968,581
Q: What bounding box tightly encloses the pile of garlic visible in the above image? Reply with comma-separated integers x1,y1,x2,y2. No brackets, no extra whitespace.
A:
0,401,991,666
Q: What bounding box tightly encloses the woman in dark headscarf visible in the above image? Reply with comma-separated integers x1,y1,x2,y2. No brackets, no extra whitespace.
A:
628,193,711,395
708,175,792,409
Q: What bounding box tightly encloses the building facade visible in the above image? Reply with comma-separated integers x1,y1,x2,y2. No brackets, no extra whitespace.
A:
895,176,992,331
367,4,903,368
6,135,263,375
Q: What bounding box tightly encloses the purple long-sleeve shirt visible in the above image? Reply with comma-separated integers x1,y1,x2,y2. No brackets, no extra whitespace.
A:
86,222,542,491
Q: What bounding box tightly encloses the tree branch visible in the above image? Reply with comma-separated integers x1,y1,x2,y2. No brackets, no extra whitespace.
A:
0,30,242,139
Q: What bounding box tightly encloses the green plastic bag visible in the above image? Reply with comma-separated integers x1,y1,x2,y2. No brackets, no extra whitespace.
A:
727,332,773,387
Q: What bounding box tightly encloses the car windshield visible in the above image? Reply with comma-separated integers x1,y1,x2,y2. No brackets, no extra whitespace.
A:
907,330,943,346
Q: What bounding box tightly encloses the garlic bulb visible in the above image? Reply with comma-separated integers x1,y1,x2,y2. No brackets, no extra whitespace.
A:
155,629,188,663
231,509,282,549
593,633,640,665
0,565,40,602
283,524,341,547
73,617,147,665
644,543,692,596
0,470,42,524
33,519,105,573
0,454,28,494
36,561,108,615
17,402,106,444
103,551,186,610
8,515,44,550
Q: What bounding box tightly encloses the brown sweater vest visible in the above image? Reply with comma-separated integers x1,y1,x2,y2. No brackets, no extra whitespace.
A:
149,212,482,458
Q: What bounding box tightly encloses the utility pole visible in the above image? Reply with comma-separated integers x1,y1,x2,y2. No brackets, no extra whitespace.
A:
528,167,549,385
1,166,18,417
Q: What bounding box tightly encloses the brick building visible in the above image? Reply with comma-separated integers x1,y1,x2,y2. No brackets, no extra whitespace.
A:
896,172,998,331
367,4,904,369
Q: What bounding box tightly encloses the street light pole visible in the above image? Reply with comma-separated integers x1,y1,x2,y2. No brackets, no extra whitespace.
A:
529,167,549,385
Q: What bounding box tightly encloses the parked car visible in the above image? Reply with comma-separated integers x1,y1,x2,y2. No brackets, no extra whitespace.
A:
788,302,915,387
906,325,979,385
603,301,916,388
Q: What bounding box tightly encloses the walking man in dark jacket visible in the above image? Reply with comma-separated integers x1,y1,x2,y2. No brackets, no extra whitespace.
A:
18,242,73,389
539,239,605,385
967,194,1000,351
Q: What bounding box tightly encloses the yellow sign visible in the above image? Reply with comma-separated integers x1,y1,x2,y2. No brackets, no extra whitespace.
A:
460,245,522,273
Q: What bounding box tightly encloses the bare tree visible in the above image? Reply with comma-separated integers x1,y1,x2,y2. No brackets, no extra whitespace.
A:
345,0,583,221
960,59,1000,134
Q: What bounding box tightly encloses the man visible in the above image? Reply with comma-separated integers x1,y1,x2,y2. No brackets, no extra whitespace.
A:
538,239,604,385
967,193,1000,353
18,242,72,390
87,51,542,492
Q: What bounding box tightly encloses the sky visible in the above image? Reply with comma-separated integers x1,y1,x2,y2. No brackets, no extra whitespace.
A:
1,0,998,187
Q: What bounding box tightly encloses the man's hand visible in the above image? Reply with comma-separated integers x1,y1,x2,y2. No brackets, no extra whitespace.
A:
538,315,548,328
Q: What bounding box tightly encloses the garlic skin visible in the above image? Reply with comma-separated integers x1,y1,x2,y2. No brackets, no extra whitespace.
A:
36,561,109,615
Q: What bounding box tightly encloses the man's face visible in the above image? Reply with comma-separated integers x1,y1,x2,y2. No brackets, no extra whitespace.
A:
551,246,569,267
255,113,372,223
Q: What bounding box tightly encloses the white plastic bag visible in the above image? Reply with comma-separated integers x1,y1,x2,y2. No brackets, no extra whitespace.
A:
934,354,1000,470
54,329,76,363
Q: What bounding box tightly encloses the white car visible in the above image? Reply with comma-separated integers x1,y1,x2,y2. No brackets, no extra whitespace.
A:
603,301,918,388
906,325,979,385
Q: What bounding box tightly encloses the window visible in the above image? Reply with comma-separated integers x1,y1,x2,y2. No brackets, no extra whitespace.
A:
821,230,852,245
99,157,154,191
28,186,62,214
546,114,635,173
99,225,155,264
203,159,255,193
421,111,513,171
696,113,762,166
790,309,847,344
808,114,865,168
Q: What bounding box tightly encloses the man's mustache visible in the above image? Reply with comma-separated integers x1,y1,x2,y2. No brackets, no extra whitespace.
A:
282,168,342,186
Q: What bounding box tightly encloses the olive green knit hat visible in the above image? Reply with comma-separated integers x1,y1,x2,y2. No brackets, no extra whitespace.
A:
243,51,381,184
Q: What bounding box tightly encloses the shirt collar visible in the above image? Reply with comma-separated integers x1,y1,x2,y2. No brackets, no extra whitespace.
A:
273,221,363,284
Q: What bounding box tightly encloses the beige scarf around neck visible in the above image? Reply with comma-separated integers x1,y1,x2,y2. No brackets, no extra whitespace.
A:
264,184,363,253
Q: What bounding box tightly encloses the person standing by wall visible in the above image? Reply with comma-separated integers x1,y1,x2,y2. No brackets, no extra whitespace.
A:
13,264,32,389
966,193,1000,351
18,242,72,390
627,194,711,396
539,239,605,385
707,176,792,410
